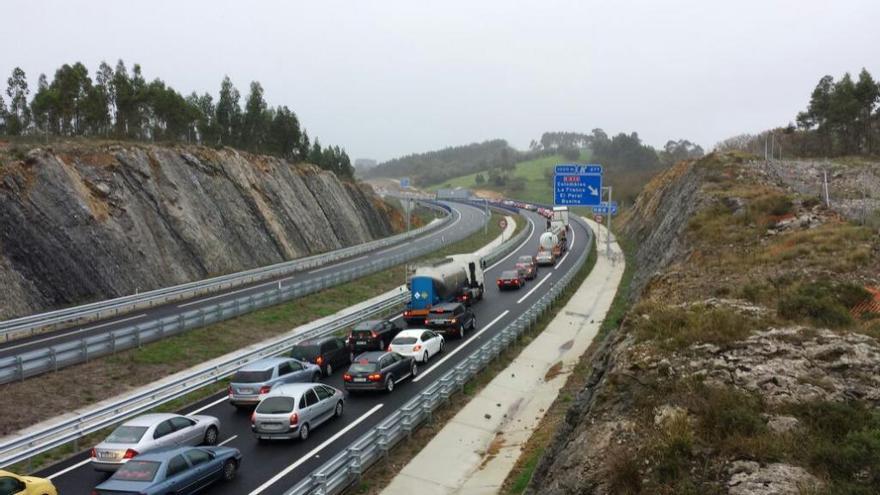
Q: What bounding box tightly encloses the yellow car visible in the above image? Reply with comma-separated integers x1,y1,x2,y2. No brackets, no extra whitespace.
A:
0,470,57,495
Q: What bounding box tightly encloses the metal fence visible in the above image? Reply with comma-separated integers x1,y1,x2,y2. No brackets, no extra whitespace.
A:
0,202,453,342
0,205,528,469
283,219,593,495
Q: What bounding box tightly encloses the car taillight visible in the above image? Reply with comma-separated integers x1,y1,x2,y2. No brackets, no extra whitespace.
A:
251,411,256,424
123,449,138,459
259,385,272,394
227,385,233,397
413,344,422,352
290,412,299,426
387,345,392,351
404,310,411,317
343,373,352,382
424,319,429,325
368,373,383,382
316,356,324,365
90,448,97,458
371,331,379,338
451,318,457,323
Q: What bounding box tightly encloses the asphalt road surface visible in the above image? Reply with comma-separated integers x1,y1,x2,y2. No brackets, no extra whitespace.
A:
40,209,592,495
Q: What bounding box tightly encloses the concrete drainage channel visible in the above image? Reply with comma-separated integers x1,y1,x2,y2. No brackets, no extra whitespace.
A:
282,218,593,495
0,206,531,472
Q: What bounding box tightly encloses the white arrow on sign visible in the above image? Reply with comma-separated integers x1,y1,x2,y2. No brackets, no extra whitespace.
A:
588,185,599,196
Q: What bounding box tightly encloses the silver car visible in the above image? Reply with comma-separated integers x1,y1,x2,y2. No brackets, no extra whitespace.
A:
251,383,344,441
228,357,322,408
90,413,221,472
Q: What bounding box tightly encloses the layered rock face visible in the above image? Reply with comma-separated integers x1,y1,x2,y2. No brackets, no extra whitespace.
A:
0,144,394,319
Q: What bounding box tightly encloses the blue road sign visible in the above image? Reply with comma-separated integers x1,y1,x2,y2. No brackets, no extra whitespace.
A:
591,201,618,215
400,177,410,188
554,164,603,206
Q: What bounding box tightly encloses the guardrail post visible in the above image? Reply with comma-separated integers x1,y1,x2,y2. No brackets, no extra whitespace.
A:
157,319,165,339
50,348,57,372
310,473,327,494
110,332,117,354
377,426,391,465
81,339,89,363
349,446,363,481
134,326,142,349
16,356,24,382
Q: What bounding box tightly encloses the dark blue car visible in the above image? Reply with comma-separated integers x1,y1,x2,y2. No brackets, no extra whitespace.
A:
91,446,240,494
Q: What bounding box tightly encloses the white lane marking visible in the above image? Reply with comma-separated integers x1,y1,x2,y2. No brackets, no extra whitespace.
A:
309,254,369,274
516,273,553,304
486,218,535,271
218,435,238,446
248,403,385,495
178,284,261,308
413,310,509,383
47,457,92,480
556,223,577,267
188,395,230,415
2,313,148,353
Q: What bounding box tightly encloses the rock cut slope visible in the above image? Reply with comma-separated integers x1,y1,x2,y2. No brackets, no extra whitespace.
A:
0,143,396,319
527,152,880,495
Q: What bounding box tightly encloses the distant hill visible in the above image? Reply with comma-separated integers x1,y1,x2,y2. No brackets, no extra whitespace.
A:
364,139,517,186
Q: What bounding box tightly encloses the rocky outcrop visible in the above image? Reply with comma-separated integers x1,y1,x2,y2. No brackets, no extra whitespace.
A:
0,143,394,319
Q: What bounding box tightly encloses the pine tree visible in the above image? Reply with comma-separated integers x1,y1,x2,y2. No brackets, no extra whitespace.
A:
215,76,241,146
0,94,8,134
241,81,268,150
6,67,32,135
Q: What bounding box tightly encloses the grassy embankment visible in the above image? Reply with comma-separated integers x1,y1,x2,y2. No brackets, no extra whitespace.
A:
8,211,515,473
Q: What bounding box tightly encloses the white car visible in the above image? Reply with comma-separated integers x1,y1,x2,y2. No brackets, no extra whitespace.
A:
388,329,444,363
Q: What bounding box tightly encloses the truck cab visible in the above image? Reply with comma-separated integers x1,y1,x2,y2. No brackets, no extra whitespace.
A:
403,254,485,325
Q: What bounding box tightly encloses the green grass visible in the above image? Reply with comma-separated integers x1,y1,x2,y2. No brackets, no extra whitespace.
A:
508,447,545,494
428,152,590,205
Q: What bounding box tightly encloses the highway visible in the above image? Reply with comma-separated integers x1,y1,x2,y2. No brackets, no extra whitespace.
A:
39,209,591,495
0,202,485,361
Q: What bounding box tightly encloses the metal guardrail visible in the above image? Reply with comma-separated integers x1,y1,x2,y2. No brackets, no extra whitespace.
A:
0,202,453,342
0,206,471,385
283,218,593,495
0,204,529,469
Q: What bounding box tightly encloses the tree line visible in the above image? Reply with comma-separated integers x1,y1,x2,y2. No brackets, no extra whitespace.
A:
716,68,879,158
0,62,353,178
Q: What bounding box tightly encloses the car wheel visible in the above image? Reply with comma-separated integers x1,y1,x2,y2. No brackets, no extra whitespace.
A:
439,339,445,353
411,362,419,377
335,400,344,417
299,423,310,441
471,317,477,330
385,375,395,393
312,373,321,382
203,426,219,446
325,363,333,376
350,352,355,362
423,351,429,363
459,324,465,339
222,459,237,482
379,339,385,350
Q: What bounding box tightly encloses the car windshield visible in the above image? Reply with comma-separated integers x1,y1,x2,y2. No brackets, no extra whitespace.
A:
501,271,519,278
518,256,533,263
256,396,297,414
105,425,148,444
290,345,319,360
111,460,160,481
353,321,378,331
392,336,418,345
350,330,374,339
232,369,272,383
349,360,379,373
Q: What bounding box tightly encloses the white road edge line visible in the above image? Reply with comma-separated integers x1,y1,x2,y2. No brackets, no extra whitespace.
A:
486,218,535,271
47,457,92,480
248,403,385,495
217,435,238,446
2,313,148,353
555,222,577,267
309,254,369,274
188,395,230,415
516,273,553,304
413,310,510,383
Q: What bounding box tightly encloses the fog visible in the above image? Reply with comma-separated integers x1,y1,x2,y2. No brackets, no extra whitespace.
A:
2,0,878,161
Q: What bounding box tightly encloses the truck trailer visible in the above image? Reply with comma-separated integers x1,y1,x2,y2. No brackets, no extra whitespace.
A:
402,254,485,325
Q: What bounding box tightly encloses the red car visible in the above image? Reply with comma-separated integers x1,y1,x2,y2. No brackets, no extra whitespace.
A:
497,270,526,290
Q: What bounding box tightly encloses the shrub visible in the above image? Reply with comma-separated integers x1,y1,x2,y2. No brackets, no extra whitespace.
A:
633,303,757,350
778,280,869,328
755,194,794,216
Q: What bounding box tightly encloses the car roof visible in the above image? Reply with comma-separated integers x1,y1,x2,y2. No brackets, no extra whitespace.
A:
501,270,520,276
517,255,533,260
295,336,339,346
352,351,389,361
238,357,290,371
265,382,322,398
122,413,180,426
394,329,429,338
128,446,202,462
353,319,383,329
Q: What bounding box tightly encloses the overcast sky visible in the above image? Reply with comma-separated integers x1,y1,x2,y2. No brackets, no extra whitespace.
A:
2,0,878,161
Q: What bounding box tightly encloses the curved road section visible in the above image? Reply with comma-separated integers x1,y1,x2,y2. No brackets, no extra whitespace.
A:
0,202,485,362
41,209,590,495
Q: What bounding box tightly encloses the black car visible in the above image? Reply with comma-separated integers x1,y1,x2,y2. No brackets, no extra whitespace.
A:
290,336,350,376
347,319,400,359
424,302,476,339
343,351,417,393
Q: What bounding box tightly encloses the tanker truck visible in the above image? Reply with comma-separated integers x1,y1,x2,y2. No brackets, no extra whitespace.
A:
402,254,485,325
536,225,567,266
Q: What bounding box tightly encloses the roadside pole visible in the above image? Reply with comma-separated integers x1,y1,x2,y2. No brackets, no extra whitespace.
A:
484,199,489,235
606,187,612,259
